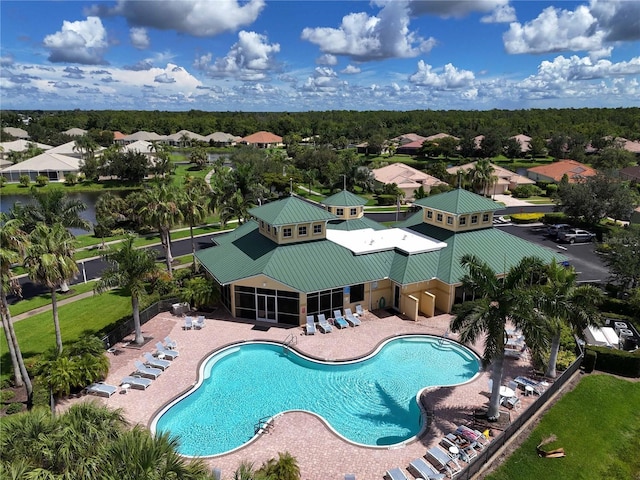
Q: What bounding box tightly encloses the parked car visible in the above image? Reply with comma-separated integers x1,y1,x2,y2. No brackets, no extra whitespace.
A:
547,223,571,239
558,228,596,244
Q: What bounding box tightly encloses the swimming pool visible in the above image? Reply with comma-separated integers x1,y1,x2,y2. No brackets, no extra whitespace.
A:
152,335,480,457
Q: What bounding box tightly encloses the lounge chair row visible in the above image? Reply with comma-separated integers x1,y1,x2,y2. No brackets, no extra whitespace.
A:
183,315,206,330
306,308,365,335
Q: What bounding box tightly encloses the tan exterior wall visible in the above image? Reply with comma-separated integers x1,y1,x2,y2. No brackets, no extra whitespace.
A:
453,211,494,232
258,221,326,244
422,208,494,232
419,291,436,317
327,205,363,220
432,279,455,313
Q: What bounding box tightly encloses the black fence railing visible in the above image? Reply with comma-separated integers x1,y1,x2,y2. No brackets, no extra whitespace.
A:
455,353,584,479
101,297,180,349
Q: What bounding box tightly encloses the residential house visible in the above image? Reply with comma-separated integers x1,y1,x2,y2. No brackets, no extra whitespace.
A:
62,128,88,137
372,162,447,201
165,129,207,146
240,131,283,148
195,189,564,326
119,131,167,145
446,161,535,195
620,165,640,182
0,139,52,160
204,132,240,147
527,159,597,183
1,152,80,182
510,134,532,153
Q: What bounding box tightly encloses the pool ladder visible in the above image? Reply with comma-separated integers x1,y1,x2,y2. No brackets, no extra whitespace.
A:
283,333,297,352
254,416,274,435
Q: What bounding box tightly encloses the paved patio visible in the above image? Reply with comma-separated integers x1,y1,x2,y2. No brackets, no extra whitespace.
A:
61,308,545,480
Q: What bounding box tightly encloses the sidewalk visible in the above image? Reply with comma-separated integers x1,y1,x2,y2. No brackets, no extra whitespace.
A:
11,290,97,322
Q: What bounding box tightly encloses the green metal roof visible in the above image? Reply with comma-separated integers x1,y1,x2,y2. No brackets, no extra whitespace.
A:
249,196,337,226
322,190,367,207
197,207,567,293
402,211,567,283
414,189,500,215
326,216,387,231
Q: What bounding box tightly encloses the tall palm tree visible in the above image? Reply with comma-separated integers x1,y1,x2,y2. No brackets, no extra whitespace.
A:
24,223,78,353
180,178,211,266
95,235,158,345
470,159,497,197
0,214,33,406
450,254,547,420
219,189,253,227
536,260,604,378
138,183,183,277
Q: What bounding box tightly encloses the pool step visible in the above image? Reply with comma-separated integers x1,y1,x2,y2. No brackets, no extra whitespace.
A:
254,416,274,435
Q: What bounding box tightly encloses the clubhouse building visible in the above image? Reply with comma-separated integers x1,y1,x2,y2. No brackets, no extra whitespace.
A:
196,189,564,326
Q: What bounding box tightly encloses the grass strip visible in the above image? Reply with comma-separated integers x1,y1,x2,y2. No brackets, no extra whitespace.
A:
8,281,98,317
486,374,640,480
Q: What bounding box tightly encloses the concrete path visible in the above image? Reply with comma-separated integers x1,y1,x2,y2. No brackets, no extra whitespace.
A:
11,290,97,322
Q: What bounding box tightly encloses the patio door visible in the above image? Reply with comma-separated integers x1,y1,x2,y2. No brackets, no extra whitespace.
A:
393,284,401,310
256,294,277,322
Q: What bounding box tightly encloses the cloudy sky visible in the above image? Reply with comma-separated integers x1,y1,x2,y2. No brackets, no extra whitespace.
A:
1,0,639,111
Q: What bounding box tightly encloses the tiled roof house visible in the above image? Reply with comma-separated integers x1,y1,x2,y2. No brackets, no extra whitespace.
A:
447,161,535,195
372,162,447,201
240,131,283,148
527,159,597,183
195,189,564,327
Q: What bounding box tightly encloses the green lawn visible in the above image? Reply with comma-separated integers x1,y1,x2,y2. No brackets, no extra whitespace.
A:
486,374,640,480
0,289,134,383
8,281,98,317
0,180,142,195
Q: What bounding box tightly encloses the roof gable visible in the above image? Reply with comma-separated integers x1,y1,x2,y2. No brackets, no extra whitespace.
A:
322,190,367,207
249,196,337,225
414,189,500,214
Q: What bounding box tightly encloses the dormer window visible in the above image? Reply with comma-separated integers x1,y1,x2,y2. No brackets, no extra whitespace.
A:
459,216,467,226
298,226,307,236
313,224,322,234
267,225,271,232
483,213,490,222
283,227,292,238
436,213,443,222
427,210,433,219
336,208,344,216
471,215,478,224
350,208,357,216
447,216,453,225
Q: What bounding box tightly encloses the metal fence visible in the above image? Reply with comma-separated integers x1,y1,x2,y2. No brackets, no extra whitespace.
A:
456,353,584,479
101,297,179,349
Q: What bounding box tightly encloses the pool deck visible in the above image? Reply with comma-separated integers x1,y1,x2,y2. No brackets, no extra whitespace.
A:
61,308,546,480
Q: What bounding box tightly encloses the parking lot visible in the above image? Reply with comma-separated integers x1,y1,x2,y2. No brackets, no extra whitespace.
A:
498,223,611,284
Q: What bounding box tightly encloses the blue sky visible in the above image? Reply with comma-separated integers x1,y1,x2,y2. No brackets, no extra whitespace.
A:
1,0,639,111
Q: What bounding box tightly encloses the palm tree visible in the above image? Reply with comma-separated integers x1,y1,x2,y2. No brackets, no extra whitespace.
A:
11,187,91,233
470,159,497,197
219,189,253,227
0,214,33,406
180,178,210,266
137,184,183,277
24,223,78,353
536,260,604,378
257,451,300,480
450,254,547,420
95,235,158,345
190,146,208,169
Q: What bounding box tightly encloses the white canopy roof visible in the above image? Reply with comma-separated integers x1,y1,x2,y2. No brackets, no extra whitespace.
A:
327,227,447,255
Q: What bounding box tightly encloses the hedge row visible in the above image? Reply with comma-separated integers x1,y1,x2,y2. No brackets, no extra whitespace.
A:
584,345,640,377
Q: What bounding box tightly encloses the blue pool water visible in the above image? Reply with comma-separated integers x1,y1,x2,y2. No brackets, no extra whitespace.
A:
153,336,480,456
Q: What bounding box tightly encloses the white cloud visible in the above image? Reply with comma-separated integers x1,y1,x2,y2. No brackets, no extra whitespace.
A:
302,66,344,93
341,65,361,74
503,1,639,58
43,16,108,64
301,1,435,61
316,54,337,66
0,55,14,66
90,0,265,37
130,27,150,50
154,73,176,83
194,30,280,81
409,61,475,89
480,4,516,23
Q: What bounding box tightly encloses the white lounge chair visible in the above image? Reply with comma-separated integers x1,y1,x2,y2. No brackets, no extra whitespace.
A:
317,314,333,333
426,446,461,477
164,336,177,349
441,434,478,463
355,304,366,317
305,315,316,335
143,352,171,371
344,308,361,326
385,468,408,480
134,360,162,379
333,310,349,329
86,382,117,398
121,375,152,390
194,315,205,329
409,457,446,480
155,342,179,360
183,316,193,330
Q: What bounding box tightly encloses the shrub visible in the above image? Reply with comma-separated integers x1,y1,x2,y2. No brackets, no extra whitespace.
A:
5,402,24,415
19,175,31,187
545,183,558,196
556,350,576,371
0,389,16,403
512,184,543,198
587,345,640,377
375,194,397,206
64,172,79,186
543,212,567,224
509,212,545,224
0,176,6,187
35,175,49,186
582,349,597,372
